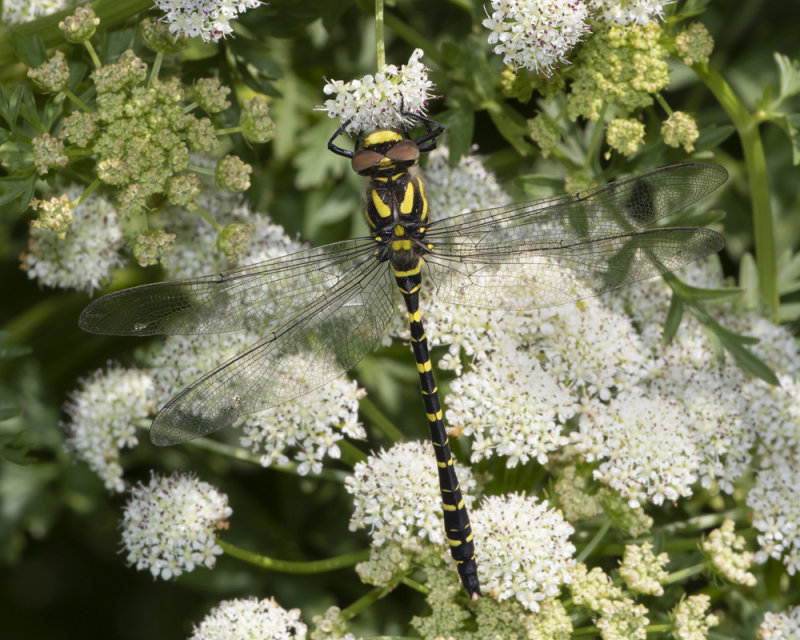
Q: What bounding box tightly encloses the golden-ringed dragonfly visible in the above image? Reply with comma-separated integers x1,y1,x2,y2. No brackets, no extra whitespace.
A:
79,112,727,600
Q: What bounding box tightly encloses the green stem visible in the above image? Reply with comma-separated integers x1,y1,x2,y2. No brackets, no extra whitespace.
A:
577,519,611,562
358,395,406,443
341,585,392,619
693,62,777,320
148,51,164,87
219,539,369,573
83,40,102,70
375,0,385,69
63,88,92,113
196,204,223,231
72,178,101,207
654,92,673,116
216,126,242,136
665,562,707,584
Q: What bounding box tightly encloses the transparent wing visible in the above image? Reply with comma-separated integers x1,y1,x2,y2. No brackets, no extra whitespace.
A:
150,259,395,445
423,162,727,310
79,237,379,335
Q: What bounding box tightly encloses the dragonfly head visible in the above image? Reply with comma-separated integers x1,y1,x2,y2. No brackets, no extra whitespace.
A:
351,130,420,175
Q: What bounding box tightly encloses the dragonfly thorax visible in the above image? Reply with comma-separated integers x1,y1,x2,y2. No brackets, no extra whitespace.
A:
356,137,431,271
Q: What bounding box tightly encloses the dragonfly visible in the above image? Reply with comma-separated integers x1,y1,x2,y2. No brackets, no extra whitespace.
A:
79,112,727,599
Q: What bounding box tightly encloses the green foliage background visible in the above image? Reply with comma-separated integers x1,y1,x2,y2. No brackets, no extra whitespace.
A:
1,0,800,638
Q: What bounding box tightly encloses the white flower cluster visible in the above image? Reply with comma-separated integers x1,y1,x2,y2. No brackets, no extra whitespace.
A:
448,343,574,467
320,49,435,134
155,0,262,43
757,606,800,640
120,471,232,580
590,0,673,26
22,190,125,293
62,366,154,492
471,493,576,612
2,0,69,25
239,370,366,475
345,441,476,549
423,143,510,218
482,0,592,75
190,597,307,640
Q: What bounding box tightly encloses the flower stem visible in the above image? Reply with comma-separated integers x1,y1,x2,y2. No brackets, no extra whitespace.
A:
358,395,406,443
218,538,369,573
577,518,612,562
694,62,777,320
376,0,385,69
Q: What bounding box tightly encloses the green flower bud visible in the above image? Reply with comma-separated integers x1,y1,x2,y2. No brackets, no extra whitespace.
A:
27,50,70,94
193,77,231,114
216,155,252,191
59,6,100,44
240,96,276,144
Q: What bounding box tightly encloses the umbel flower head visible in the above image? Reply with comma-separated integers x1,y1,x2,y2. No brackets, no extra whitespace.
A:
472,493,576,612
319,48,436,134
155,0,263,43
120,471,232,580
482,0,592,75
190,597,307,640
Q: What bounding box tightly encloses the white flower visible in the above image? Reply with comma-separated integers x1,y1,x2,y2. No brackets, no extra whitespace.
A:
63,366,154,492
21,191,125,293
590,0,673,26
573,392,699,508
239,371,366,475
482,0,592,75
447,343,575,467
471,493,576,612
345,441,476,549
2,0,69,25
155,0,262,43
319,49,436,134
702,520,757,587
757,606,800,640
749,456,800,575
120,471,232,580
190,596,307,640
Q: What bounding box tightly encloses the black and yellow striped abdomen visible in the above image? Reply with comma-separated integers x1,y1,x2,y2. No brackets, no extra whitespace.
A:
394,263,481,599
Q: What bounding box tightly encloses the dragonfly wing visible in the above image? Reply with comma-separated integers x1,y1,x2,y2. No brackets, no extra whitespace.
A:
150,258,395,445
79,237,378,336
423,162,726,310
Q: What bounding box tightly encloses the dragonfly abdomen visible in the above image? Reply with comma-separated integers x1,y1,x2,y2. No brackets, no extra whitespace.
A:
395,263,481,600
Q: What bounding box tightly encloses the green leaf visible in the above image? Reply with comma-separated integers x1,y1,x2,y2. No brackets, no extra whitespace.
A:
739,253,761,311
777,248,800,295
11,31,47,69
0,85,24,131
438,87,476,163
662,293,684,344
0,174,36,217
771,113,800,165
693,124,735,153
778,301,800,323
0,344,32,358
0,404,23,421
715,330,780,386
486,101,534,156
775,52,800,102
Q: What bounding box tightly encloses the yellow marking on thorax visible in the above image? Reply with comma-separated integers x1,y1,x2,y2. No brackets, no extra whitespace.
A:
364,130,403,146
394,225,405,236
371,190,391,218
400,181,415,214
418,179,428,219
392,238,412,251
